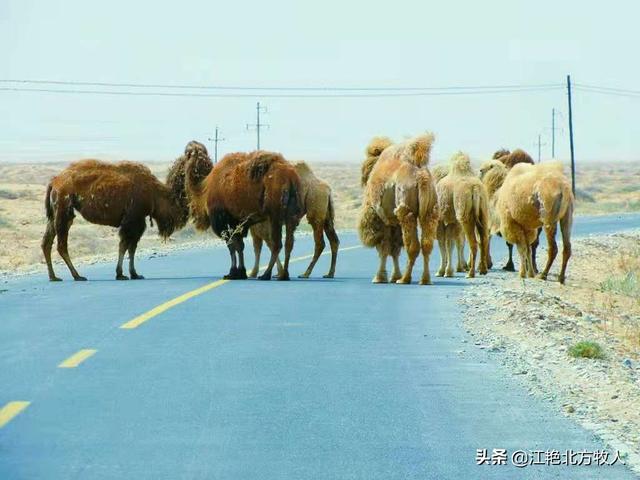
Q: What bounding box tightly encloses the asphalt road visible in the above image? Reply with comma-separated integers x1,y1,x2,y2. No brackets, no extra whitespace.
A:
1,213,639,479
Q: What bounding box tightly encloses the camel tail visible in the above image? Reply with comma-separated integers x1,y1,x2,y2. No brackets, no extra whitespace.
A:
325,194,335,229
472,185,489,235
417,170,438,221
362,136,393,186
44,183,54,220
283,179,303,222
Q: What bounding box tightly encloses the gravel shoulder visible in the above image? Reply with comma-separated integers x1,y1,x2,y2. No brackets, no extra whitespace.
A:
461,230,640,474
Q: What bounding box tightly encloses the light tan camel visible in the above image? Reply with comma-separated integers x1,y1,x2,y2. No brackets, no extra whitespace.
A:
436,152,490,278
248,161,340,279
494,161,574,283
432,163,468,274
359,132,439,284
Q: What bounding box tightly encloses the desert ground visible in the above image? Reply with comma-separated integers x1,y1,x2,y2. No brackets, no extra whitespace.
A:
0,159,638,275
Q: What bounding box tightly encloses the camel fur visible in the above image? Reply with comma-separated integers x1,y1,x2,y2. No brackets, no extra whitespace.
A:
42,154,189,281
359,132,439,285
248,161,340,279
435,152,490,278
496,161,574,283
485,148,539,271
432,163,468,273
185,147,303,281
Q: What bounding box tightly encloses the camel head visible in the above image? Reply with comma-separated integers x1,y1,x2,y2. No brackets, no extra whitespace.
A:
361,136,393,187
448,151,474,176
479,159,507,197
492,148,511,160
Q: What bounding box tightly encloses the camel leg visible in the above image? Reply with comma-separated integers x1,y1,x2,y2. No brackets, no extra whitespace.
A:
461,220,478,278
536,223,557,281
515,242,529,279
299,222,325,278
503,242,516,271
396,209,419,284
279,219,295,281
390,252,402,282
558,206,573,284
525,242,535,278
419,214,437,286
486,235,493,270
56,216,86,281
477,222,489,276
248,234,262,278
259,220,282,281
224,242,239,279
235,237,248,279
323,221,340,279
115,237,129,280
436,223,447,277
444,224,456,278
373,244,388,283
531,228,541,275
128,239,144,280
456,233,468,272
42,219,61,281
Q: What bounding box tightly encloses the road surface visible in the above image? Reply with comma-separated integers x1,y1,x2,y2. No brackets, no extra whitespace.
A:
1,213,639,479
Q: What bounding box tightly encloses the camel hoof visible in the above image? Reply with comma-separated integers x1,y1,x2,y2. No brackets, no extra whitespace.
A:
395,277,411,285
559,275,566,285
536,273,547,281
322,273,335,279
116,274,129,280
445,270,454,278
479,269,488,276
502,263,516,272
466,272,475,279
237,267,248,280
436,270,445,277
372,275,388,284
247,271,258,279
277,273,290,281
298,273,310,279
258,273,272,281
131,274,145,280
73,276,88,281
419,278,432,285
49,276,63,282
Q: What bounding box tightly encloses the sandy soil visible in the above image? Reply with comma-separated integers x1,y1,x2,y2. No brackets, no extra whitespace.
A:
460,231,640,474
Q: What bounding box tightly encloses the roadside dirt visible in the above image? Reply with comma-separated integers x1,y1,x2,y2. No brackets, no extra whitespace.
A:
460,230,640,474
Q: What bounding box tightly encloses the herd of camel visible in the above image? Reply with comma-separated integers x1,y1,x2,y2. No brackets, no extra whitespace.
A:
41,132,574,284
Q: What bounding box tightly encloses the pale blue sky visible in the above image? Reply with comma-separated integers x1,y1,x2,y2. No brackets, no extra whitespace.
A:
1,0,639,164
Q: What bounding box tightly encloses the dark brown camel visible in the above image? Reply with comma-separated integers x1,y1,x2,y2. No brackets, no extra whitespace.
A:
184,145,303,280
42,151,192,281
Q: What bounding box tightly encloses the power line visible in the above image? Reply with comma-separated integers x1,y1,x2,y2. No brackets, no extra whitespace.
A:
0,78,563,92
574,83,640,96
0,85,563,98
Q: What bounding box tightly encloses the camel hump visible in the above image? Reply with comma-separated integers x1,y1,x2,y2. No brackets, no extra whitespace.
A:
248,152,284,182
449,151,473,176
404,132,436,167
501,149,534,169
492,148,511,160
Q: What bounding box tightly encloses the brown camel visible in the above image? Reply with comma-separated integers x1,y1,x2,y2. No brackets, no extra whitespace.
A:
489,148,539,272
184,146,303,280
248,161,340,279
359,132,439,285
42,152,191,281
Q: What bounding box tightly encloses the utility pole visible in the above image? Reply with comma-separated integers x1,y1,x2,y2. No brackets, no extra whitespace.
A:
246,102,269,150
208,126,225,163
566,75,576,194
535,134,547,163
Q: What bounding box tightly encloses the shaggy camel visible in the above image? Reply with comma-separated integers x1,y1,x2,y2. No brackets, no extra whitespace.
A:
359,132,439,285
483,161,574,283
185,147,303,280
42,153,190,281
248,161,340,279
486,148,539,272
432,164,468,274
436,152,490,278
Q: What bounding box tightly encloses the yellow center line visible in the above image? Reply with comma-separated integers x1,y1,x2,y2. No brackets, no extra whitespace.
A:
0,401,30,428
58,349,98,368
119,244,362,330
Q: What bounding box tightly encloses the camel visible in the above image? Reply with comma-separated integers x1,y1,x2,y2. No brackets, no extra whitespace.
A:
42,151,192,281
496,161,574,283
432,163,468,274
487,148,539,272
248,161,339,279
184,146,303,280
359,132,439,285
436,152,490,278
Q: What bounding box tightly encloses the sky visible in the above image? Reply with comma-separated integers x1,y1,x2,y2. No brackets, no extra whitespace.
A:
1,0,639,165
